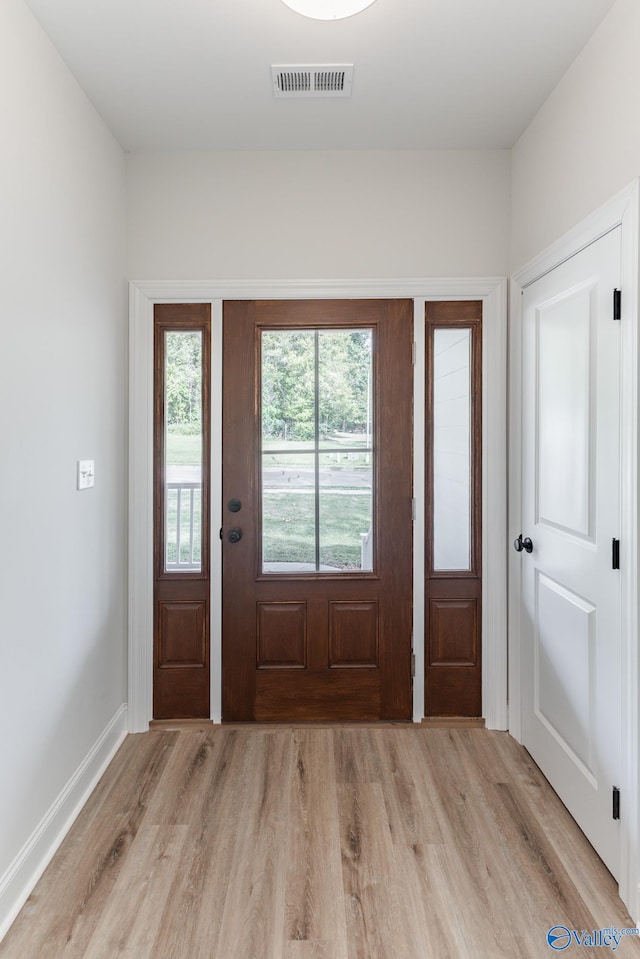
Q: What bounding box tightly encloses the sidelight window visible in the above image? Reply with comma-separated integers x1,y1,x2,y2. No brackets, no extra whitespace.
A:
163,330,204,572
432,328,472,571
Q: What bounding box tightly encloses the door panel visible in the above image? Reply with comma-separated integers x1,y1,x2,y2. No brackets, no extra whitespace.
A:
428,598,478,666
158,601,206,666
521,228,621,877
328,601,379,667
535,573,595,774
424,301,482,716
256,602,307,668
153,304,211,719
536,287,593,537
222,299,413,722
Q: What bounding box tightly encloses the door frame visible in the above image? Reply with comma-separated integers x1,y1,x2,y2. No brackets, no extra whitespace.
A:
509,179,640,920
129,276,507,730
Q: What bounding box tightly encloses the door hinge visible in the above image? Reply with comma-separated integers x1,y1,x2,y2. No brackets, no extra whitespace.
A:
411,652,416,677
412,341,417,365
612,538,620,570
411,497,416,521
613,786,621,821
613,288,621,321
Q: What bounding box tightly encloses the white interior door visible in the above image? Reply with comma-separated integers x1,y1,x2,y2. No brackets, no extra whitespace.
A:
520,227,622,878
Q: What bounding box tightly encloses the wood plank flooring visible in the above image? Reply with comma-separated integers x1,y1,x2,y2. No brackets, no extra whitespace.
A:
2,727,639,959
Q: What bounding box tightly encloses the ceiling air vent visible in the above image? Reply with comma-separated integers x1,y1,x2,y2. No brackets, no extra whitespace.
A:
271,64,354,98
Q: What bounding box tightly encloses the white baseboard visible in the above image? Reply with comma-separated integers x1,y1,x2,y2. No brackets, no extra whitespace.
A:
0,703,128,943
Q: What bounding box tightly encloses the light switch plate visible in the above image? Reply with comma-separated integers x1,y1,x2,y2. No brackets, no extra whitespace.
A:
77,459,95,490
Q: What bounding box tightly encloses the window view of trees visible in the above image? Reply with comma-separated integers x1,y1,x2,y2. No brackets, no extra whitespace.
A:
164,331,203,569
166,331,203,435
261,329,373,571
262,330,371,444
162,326,375,572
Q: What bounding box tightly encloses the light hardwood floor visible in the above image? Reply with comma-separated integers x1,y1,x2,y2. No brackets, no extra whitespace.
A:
2,727,639,958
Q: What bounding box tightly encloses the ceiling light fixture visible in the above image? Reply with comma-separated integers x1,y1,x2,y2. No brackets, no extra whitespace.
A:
280,0,377,21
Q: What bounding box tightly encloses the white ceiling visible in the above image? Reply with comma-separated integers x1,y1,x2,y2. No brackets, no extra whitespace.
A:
24,0,616,152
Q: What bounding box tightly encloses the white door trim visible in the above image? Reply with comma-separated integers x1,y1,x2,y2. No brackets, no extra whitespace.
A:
128,277,507,732
509,179,640,920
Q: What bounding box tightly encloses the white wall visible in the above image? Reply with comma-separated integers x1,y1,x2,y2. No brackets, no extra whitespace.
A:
0,0,127,908
511,0,640,270
127,150,510,279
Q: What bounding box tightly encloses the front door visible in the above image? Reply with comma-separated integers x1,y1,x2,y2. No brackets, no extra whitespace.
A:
519,228,622,877
222,299,413,721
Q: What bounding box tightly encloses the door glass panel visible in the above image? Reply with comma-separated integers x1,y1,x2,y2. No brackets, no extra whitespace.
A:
262,453,316,570
433,328,472,571
262,330,315,444
164,330,203,571
318,330,373,449
261,328,374,573
319,452,373,571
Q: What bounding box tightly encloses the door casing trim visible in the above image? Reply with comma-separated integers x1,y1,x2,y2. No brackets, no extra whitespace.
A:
129,277,508,731
509,179,640,920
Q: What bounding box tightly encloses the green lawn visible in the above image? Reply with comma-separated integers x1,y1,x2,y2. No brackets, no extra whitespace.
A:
263,491,371,568
263,439,371,470
166,432,371,470
164,431,372,569
165,491,369,568
166,431,201,467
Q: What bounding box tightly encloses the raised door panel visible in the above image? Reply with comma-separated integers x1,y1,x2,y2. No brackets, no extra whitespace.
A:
428,598,478,667
535,572,596,779
329,601,379,668
158,601,206,667
257,602,307,669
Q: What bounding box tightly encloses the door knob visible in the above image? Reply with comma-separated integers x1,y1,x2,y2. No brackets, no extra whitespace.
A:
228,498,242,513
514,533,533,554
227,527,242,544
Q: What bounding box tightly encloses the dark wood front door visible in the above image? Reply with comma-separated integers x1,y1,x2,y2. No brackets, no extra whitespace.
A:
222,299,413,722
